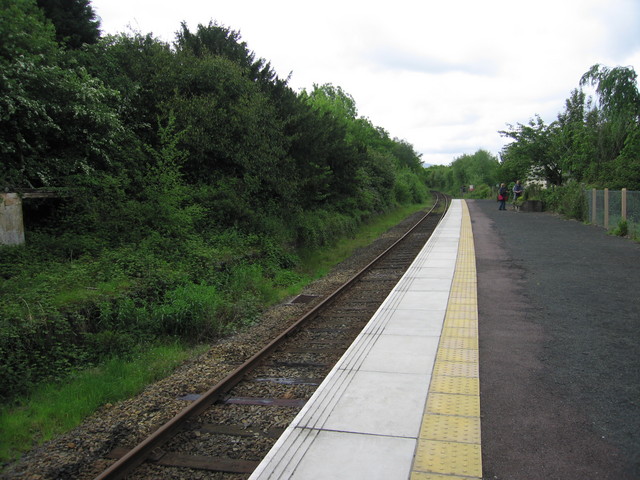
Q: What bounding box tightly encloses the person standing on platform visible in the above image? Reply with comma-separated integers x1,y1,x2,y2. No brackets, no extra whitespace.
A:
498,183,508,210
512,180,524,203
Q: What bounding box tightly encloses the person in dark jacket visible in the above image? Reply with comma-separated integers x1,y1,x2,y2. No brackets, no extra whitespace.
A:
512,180,524,202
498,183,508,210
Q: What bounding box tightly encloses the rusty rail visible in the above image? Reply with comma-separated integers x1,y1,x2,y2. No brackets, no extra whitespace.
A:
94,192,448,480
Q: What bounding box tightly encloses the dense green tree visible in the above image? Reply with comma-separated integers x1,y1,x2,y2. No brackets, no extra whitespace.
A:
580,64,640,188
391,139,424,172
36,0,100,48
552,88,596,183
499,115,563,185
0,0,121,189
300,85,364,200
451,150,499,188
175,21,277,87
0,0,58,62
580,64,640,122
423,150,498,196
498,64,640,189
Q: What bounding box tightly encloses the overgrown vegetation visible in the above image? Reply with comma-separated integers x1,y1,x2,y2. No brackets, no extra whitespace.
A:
610,219,629,237
0,202,428,464
0,341,203,463
1,0,430,408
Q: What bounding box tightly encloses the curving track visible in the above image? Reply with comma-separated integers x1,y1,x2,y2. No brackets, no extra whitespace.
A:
94,192,450,480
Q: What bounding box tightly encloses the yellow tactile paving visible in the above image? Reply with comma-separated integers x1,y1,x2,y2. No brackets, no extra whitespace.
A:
411,474,476,480
413,440,482,478
441,327,478,338
411,201,482,480
426,392,480,417
419,414,481,443
441,318,477,329
433,361,478,378
436,347,478,363
440,336,478,350
430,375,479,396
444,304,477,315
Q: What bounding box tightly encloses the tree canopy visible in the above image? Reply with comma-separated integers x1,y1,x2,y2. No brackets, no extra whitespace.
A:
1,0,428,239
36,0,100,48
499,64,640,189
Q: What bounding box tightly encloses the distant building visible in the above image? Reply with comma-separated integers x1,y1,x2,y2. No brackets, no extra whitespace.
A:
525,166,550,189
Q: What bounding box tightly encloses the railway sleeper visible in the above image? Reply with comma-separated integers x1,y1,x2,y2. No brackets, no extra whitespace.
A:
106,447,260,473
222,396,307,407
250,376,323,385
195,422,285,438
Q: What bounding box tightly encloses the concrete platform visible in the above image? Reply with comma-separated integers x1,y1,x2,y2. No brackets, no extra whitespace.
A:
250,200,481,480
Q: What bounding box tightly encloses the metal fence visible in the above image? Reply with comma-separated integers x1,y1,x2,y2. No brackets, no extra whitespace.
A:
586,188,640,236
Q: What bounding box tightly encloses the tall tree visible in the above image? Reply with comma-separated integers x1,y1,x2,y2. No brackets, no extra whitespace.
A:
499,115,563,185
0,0,57,62
1,0,121,189
580,64,640,122
553,88,595,182
580,64,640,187
175,21,277,87
36,0,100,48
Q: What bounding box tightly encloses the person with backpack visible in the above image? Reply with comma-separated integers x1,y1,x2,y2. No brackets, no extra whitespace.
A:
498,183,508,210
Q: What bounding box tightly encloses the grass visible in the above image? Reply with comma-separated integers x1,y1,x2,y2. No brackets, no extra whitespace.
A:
297,202,431,278
0,341,205,465
0,200,431,467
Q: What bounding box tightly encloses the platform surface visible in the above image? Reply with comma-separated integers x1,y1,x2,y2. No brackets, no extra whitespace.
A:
250,199,481,480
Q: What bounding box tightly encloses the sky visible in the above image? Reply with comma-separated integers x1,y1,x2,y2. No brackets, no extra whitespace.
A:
90,0,640,166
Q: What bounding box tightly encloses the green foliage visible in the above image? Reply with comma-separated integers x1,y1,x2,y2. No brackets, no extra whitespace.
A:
294,209,359,248
609,219,628,237
0,6,432,410
500,64,640,190
0,0,58,63
424,149,499,197
539,182,587,221
36,0,100,49
499,115,563,186
0,341,196,463
465,184,493,199
176,21,277,85
1,49,122,188
155,283,225,339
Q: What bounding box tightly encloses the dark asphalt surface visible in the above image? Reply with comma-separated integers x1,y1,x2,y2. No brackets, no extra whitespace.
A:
468,199,640,480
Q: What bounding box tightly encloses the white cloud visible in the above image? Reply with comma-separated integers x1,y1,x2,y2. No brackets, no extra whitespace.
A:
91,0,640,165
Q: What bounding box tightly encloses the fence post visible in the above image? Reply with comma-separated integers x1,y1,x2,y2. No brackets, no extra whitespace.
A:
591,188,597,225
604,188,609,229
622,188,627,222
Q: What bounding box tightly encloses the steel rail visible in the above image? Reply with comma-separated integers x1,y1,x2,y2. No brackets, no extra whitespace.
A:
94,192,447,480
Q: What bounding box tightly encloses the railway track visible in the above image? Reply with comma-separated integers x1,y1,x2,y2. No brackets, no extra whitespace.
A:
95,192,450,480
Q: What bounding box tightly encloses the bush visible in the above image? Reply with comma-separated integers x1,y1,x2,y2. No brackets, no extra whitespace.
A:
540,183,587,221
155,283,226,339
0,314,87,401
610,219,629,237
465,184,492,199
294,209,359,248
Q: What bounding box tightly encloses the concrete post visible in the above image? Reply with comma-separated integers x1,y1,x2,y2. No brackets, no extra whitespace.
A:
622,188,627,221
1,193,26,246
591,188,597,225
604,188,609,229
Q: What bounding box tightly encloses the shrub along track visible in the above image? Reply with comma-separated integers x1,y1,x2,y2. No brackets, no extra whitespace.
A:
2,194,448,480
